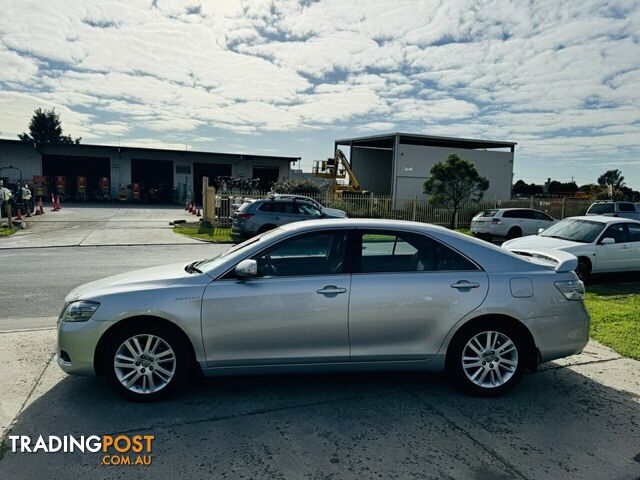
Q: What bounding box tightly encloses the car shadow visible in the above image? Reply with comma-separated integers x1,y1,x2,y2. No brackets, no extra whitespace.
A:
1,365,639,479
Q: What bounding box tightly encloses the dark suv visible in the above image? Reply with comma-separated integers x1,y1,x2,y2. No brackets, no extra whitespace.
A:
232,198,346,239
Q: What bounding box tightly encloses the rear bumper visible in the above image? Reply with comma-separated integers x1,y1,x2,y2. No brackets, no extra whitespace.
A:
526,301,591,363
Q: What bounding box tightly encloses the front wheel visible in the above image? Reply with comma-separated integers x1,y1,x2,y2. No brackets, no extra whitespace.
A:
103,324,192,401
448,323,525,396
576,257,591,283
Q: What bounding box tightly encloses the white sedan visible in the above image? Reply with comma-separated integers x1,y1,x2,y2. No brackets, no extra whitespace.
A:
503,215,640,281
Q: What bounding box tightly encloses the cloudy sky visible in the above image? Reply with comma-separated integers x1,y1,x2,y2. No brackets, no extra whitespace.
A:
1,0,639,186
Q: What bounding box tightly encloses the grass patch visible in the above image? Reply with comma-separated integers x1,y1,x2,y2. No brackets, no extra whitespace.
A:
173,223,233,243
585,282,640,360
0,227,17,237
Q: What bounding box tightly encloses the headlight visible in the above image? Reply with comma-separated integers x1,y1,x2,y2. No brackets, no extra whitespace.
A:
554,280,585,300
60,300,100,322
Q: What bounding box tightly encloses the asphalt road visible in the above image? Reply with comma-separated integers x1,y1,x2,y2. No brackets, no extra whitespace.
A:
0,244,228,329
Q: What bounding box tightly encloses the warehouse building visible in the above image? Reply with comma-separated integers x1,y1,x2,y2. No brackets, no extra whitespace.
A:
336,133,516,200
0,139,298,203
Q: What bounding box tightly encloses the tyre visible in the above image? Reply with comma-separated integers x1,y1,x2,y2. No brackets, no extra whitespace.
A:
102,322,193,401
506,227,522,239
576,257,591,283
448,321,526,397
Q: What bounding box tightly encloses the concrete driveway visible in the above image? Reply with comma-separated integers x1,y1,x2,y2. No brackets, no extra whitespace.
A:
0,204,201,249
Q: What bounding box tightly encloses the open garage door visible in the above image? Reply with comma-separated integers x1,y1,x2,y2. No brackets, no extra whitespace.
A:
252,166,279,191
42,154,111,200
193,163,231,204
131,159,174,203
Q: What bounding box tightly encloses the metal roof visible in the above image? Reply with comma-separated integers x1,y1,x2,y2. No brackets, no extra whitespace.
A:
0,139,300,162
335,132,516,150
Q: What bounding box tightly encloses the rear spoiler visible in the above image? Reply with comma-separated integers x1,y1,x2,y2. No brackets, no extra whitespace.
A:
506,248,578,273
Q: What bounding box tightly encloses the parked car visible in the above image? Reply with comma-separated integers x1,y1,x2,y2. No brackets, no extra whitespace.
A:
503,215,640,281
57,219,589,401
471,208,556,240
586,201,640,220
232,197,346,239
269,194,347,219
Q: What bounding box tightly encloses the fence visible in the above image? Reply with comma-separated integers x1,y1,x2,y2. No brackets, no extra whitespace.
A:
213,190,593,229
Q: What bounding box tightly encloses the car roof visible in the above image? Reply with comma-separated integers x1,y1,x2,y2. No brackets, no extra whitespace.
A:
497,207,545,212
279,218,450,233
564,215,640,224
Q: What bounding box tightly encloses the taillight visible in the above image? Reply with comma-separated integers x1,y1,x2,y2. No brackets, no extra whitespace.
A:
237,213,254,219
491,218,503,225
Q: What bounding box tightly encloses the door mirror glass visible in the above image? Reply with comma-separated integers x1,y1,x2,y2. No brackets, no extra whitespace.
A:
235,259,258,277
601,237,615,245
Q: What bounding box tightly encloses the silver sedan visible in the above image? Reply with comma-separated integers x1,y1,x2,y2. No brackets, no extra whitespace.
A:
57,219,589,401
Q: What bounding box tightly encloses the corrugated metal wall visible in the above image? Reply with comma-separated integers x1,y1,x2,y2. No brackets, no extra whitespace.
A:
394,144,513,200
0,142,42,181
351,146,393,194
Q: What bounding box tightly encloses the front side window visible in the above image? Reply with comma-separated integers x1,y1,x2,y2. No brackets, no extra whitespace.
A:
601,224,628,243
252,231,348,276
298,203,322,217
618,202,636,212
358,231,477,273
533,211,553,221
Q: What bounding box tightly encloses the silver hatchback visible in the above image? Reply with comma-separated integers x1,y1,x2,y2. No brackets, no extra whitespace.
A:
57,219,589,401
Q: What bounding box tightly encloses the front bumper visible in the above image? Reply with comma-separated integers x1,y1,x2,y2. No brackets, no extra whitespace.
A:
57,319,110,376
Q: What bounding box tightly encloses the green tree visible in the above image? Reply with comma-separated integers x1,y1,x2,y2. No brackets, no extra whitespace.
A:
424,154,489,229
597,169,625,194
18,108,81,144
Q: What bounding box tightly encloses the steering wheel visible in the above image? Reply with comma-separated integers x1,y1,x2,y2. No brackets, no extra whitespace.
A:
260,253,278,276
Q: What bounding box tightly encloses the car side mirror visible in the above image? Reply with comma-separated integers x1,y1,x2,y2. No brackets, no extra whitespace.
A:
235,259,258,278
600,237,615,245
537,228,545,234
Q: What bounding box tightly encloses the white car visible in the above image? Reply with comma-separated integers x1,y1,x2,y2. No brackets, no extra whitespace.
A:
503,215,640,281
471,208,556,240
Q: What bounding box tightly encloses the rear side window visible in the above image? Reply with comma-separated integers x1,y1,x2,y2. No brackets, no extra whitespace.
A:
358,231,477,273
618,202,636,212
259,202,295,213
502,210,532,219
626,224,640,242
588,203,614,214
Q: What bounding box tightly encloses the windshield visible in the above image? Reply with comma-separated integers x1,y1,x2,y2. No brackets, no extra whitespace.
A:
540,219,605,243
195,227,283,271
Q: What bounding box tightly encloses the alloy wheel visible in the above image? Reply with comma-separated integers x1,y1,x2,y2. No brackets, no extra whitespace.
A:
461,330,518,388
113,334,176,394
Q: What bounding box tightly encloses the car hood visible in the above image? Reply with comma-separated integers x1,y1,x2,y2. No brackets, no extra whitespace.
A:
65,262,197,302
502,235,581,251
322,207,348,218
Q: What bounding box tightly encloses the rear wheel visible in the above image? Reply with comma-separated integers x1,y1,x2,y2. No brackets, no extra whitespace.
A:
103,323,193,401
506,227,522,239
448,322,526,396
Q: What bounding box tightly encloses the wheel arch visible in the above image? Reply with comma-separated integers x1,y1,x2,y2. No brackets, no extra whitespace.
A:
444,314,539,371
93,315,199,377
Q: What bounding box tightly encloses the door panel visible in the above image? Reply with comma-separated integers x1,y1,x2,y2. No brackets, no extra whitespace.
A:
626,223,640,269
202,275,350,365
595,224,630,272
349,271,488,360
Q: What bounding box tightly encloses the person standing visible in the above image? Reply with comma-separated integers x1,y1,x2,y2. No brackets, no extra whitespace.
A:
21,183,33,214
0,180,13,218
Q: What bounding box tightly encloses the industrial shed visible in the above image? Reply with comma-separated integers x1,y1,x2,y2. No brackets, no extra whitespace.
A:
0,140,298,204
336,133,516,201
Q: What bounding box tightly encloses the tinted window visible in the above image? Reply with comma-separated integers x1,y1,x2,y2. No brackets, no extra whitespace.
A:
358,231,477,273
628,224,640,242
479,210,499,217
503,210,533,219
618,202,636,212
298,203,322,217
253,231,347,276
533,211,553,221
258,202,295,213
588,203,615,214
601,224,628,243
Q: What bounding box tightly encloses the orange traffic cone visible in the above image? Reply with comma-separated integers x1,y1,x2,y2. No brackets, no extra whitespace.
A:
16,209,22,220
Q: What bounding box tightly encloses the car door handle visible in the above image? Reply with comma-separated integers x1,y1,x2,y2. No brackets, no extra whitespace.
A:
450,280,480,289
316,285,347,295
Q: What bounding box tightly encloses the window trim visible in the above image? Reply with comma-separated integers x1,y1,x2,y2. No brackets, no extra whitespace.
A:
352,228,482,275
